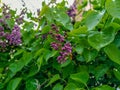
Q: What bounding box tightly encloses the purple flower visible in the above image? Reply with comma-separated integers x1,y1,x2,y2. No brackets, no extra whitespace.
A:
0,19,4,23
13,25,20,31
16,16,24,24
62,43,72,53
37,9,40,16
41,34,47,40
0,41,7,48
60,51,68,57
67,1,77,18
57,55,66,63
0,31,5,36
57,43,72,63
6,25,21,45
5,14,11,19
0,26,4,31
51,24,59,32
51,42,60,50
55,34,64,42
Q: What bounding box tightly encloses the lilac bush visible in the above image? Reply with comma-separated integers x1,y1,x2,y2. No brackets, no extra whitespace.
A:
1,0,120,90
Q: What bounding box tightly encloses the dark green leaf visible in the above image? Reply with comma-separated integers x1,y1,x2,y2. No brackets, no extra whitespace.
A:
113,69,120,80
9,52,32,73
25,79,37,90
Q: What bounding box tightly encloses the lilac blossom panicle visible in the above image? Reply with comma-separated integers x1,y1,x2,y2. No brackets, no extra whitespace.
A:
62,43,72,53
16,8,26,25
0,41,7,52
51,24,59,32
67,0,77,18
6,25,22,45
0,26,4,31
50,42,60,50
55,34,64,42
57,42,72,63
0,41,7,48
50,24,72,63
16,16,24,24
0,19,4,23
2,4,11,19
0,31,5,37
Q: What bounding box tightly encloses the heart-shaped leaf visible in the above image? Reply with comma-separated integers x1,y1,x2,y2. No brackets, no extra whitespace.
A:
88,27,115,51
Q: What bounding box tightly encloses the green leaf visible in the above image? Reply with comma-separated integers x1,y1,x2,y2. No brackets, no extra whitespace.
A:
27,64,40,78
113,69,120,80
9,52,32,73
53,83,63,90
37,55,44,69
62,62,74,79
69,26,88,36
65,23,73,30
41,25,51,34
21,30,35,45
94,64,109,80
25,79,37,90
88,27,115,51
39,5,49,17
55,12,70,26
75,45,84,54
64,83,80,90
70,71,89,85
13,49,24,57
83,49,98,62
23,22,34,31
44,50,57,62
60,59,71,67
46,74,60,87
83,10,105,30
93,85,115,90
104,44,120,65
7,78,22,90
34,48,45,59
105,0,120,19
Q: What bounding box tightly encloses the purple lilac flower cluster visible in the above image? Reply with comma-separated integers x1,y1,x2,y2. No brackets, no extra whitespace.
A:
0,4,22,52
57,42,72,63
0,26,7,52
0,24,22,52
6,25,21,45
16,8,26,24
67,1,77,19
2,4,11,19
50,24,72,63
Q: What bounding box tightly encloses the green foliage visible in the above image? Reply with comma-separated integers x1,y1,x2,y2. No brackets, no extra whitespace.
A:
7,78,22,90
105,0,120,19
1,0,120,90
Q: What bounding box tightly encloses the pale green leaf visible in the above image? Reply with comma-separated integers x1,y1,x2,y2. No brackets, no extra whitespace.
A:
105,0,120,19
88,27,115,51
